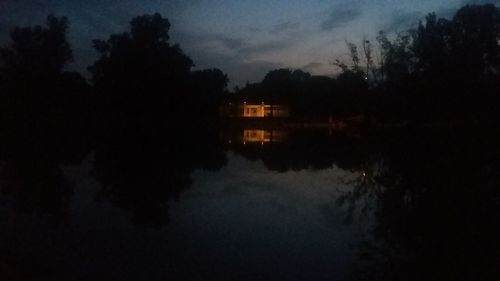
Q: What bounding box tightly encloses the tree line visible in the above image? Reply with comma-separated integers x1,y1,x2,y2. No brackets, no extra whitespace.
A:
0,13,229,147
234,4,500,124
2,4,499,139
0,13,229,226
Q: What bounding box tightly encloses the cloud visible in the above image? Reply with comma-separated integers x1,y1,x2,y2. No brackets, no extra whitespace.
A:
270,20,301,34
462,0,500,5
383,10,423,31
301,62,324,72
190,48,282,87
172,31,245,51
173,29,292,86
230,60,283,87
247,26,263,33
177,26,300,56
320,8,362,31
239,38,295,55
219,37,245,50
0,20,9,35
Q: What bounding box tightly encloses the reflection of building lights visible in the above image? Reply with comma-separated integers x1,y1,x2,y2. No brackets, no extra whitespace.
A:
243,130,272,143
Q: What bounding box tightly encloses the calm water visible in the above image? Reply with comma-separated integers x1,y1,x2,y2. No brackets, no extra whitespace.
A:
1,127,499,280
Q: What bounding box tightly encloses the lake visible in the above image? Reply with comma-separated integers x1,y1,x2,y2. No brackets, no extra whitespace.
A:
1,126,499,281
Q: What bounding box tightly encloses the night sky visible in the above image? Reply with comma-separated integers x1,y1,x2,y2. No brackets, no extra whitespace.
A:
0,0,497,86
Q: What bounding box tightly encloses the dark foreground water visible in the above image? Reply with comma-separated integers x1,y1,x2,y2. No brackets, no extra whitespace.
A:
1,127,499,281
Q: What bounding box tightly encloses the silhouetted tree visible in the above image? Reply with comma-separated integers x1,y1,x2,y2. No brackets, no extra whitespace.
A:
376,31,414,84
451,4,500,82
89,13,193,121
191,68,228,95
0,15,91,221
0,15,91,143
88,13,228,227
0,15,71,80
190,68,229,119
406,4,500,119
360,4,500,122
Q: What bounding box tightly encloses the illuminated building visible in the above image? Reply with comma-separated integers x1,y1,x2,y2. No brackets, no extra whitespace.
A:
219,102,289,118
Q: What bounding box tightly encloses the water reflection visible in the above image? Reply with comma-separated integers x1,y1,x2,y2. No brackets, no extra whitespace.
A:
226,128,368,173
1,125,499,280
0,134,89,224
223,129,288,144
335,127,500,281
242,129,288,143
0,157,73,223
91,124,227,227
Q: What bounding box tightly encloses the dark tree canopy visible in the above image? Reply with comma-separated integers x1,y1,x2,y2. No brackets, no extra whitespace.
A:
405,4,500,84
89,13,193,94
0,15,72,83
330,4,500,121
451,4,500,80
0,15,89,150
233,67,368,119
0,15,91,227
191,68,228,96
130,13,171,43
87,12,230,131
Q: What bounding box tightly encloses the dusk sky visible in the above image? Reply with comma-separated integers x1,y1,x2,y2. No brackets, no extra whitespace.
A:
0,0,497,86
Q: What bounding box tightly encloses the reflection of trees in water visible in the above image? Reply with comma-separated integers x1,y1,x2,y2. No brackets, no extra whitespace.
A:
227,129,371,173
228,126,500,280
0,131,90,224
336,127,500,281
0,156,73,223
0,123,227,227
92,125,227,227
